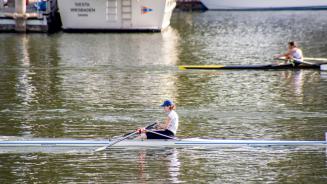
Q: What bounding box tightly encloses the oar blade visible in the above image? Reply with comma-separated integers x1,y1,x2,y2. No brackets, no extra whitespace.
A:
178,65,225,70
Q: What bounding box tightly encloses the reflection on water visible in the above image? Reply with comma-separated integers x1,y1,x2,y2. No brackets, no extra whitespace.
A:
168,149,181,183
135,148,181,184
57,27,180,108
15,36,34,137
0,11,327,183
57,27,180,67
16,36,34,106
0,147,326,183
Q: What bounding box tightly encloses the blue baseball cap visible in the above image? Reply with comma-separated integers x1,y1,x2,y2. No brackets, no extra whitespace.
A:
160,100,174,107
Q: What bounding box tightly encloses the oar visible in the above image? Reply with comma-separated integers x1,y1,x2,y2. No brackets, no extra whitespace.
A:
94,123,157,152
274,57,318,66
276,57,327,63
121,122,157,137
146,130,179,140
302,57,327,62
94,131,139,152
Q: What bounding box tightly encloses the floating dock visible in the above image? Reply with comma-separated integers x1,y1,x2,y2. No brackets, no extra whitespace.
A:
0,0,61,32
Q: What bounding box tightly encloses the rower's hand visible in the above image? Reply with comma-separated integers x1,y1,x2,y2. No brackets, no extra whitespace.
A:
136,128,146,134
273,55,281,59
154,121,161,129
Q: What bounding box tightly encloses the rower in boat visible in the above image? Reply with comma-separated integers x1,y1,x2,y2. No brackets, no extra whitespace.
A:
137,100,179,139
275,41,304,66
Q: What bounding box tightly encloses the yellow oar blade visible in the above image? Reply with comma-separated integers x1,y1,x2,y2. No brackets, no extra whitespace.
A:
178,65,225,70
178,66,187,70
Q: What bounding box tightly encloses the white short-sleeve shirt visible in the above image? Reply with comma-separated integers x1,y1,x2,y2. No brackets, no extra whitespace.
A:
167,110,179,135
292,48,303,62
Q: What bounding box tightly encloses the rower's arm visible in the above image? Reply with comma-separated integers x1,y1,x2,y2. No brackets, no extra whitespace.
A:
276,52,290,59
275,49,293,59
158,117,171,129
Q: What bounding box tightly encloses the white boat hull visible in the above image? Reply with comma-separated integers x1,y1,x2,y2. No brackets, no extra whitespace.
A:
0,138,326,147
200,0,327,10
57,0,176,31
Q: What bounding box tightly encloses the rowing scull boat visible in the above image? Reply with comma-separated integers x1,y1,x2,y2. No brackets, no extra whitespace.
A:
1,137,326,147
178,63,324,70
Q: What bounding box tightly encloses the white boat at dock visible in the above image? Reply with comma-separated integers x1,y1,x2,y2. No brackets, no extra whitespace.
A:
200,0,327,10
57,0,176,31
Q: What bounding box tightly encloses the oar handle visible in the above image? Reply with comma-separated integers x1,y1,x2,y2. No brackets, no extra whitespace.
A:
120,122,157,138
145,123,157,130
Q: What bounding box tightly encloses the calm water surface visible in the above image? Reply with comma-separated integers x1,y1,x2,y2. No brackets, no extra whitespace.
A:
1,11,327,183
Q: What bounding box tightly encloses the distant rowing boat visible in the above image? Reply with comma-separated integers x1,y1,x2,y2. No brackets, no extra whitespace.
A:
1,137,326,147
179,63,325,70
